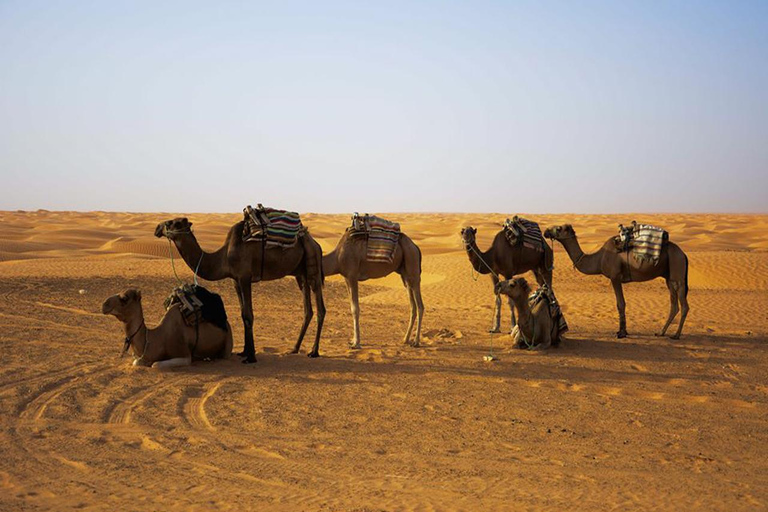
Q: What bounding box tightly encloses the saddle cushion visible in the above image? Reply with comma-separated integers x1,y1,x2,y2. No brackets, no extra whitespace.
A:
503,216,545,252
348,213,401,263
164,284,228,332
243,204,305,247
615,222,668,264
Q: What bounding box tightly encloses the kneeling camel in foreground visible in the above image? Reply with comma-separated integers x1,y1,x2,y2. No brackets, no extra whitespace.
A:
495,277,562,350
102,289,233,368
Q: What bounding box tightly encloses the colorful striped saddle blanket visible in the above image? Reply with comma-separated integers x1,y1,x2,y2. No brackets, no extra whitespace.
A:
503,216,545,252
348,213,401,263
616,221,668,264
242,204,305,248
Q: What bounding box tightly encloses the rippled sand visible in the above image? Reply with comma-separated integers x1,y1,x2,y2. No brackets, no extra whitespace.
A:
1,210,766,511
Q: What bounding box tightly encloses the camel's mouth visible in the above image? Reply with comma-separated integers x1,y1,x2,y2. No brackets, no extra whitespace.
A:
154,222,170,238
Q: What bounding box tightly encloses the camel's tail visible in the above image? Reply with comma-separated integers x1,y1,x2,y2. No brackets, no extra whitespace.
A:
683,253,689,296
301,230,324,288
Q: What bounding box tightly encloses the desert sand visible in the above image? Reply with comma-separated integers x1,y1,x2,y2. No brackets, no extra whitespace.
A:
0,210,766,511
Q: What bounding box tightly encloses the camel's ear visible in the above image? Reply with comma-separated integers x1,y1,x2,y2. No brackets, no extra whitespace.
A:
124,289,141,302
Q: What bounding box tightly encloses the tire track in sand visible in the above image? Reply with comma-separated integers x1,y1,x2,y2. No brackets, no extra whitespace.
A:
104,379,179,425
181,380,227,431
17,364,113,420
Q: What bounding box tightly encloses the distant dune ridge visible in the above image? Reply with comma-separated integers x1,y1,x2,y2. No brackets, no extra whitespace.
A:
0,210,766,511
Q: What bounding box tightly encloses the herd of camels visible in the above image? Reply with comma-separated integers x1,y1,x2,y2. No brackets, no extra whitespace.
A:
102,215,690,367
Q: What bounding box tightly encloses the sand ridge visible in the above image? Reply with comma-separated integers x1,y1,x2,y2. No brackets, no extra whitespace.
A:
0,211,766,511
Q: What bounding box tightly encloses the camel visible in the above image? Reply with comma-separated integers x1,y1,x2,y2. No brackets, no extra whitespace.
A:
495,277,560,350
101,289,233,368
544,224,689,339
154,217,325,363
460,225,553,332
323,227,424,348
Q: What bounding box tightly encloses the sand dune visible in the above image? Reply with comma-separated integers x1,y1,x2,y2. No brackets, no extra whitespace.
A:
0,211,766,511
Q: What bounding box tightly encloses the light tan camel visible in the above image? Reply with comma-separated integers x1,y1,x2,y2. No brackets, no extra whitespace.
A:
323,228,424,348
102,289,233,368
155,217,325,363
544,224,689,339
495,277,559,350
461,226,553,332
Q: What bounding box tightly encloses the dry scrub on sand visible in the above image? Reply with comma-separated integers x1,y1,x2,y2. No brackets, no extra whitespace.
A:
0,211,767,511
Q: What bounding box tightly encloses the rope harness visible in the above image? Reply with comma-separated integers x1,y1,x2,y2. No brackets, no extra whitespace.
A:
121,321,145,358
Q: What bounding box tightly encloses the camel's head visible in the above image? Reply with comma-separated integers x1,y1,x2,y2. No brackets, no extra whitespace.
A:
101,289,142,322
544,224,575,241
460,226,477,247
154,217,192,240
494,277,531,300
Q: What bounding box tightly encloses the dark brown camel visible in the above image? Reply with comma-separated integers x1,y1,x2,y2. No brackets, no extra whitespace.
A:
323,229,424,348
155,217,325,363
460,226,553,332
544,224,689,339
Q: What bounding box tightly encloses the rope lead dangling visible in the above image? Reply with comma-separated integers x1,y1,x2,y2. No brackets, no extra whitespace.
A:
168,238,184,286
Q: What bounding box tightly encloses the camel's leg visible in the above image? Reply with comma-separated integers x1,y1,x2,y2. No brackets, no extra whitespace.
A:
410,281,424,347
346,278,362,349
490,275,502,333
506,295,517,329
309,279,325,358
656,280,680,337
152,357,192,369
403,285,417,345
239,278,257,363
611,279,628,338
234,280,246,357
671,280,689,340
293,276,313,354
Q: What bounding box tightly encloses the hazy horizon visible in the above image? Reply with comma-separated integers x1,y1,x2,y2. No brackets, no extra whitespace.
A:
2,1,766,214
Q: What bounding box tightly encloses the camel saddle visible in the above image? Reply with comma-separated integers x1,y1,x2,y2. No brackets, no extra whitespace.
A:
348,213,401,263
242,204,305,248
164,284,229,332
503,216,545,252
164,284,204,328
528,284,569,341
614,221,668,264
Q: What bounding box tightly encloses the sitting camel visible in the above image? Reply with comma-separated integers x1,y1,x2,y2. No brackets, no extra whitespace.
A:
323,225,424,348
495,277,561,350
155,217,325,363
461,225,553,332
544,224,689,339
102,289,233,368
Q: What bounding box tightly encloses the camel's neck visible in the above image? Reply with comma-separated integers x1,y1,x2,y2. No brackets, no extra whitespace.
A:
322,248,340,276
465,239,494,274
172,233,230,281
558,236,602,275
122,309,148,357
512,296,534,339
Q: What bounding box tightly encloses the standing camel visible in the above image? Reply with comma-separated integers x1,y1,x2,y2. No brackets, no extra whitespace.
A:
460,226,553,332
155,217,325,363
544,224,689,339
323,227,424,348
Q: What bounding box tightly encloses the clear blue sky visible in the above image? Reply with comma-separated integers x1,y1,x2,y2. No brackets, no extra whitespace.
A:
1,1,766,213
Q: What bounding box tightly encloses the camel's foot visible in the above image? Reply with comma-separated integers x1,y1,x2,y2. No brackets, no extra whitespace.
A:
349,342,362,349
307,351,320,358
670,333,681,340
616,330,628,339
488,328,501,334
241,355,257,364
